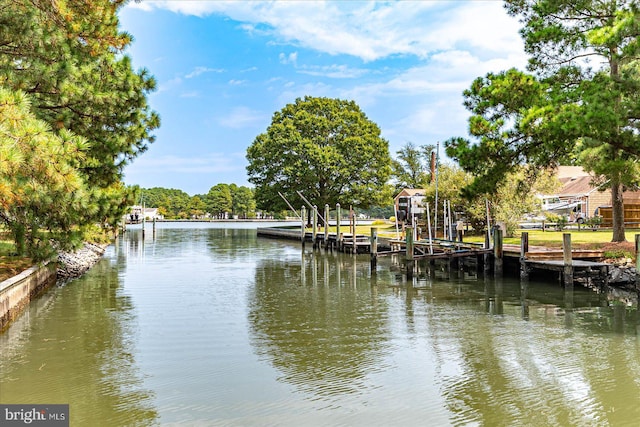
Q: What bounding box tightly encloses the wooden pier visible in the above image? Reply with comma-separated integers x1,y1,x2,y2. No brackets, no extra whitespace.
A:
257,225,615,288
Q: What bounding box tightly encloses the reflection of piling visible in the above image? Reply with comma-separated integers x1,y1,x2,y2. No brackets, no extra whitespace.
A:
563,233,573,286
406,226,414,279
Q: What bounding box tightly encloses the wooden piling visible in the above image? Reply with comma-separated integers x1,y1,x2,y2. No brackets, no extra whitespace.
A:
520,232,529,280
406,226,414,278
563,233,573,286
301,206,306,248
370,227,378,270
312,205,318,249
336,203,342,251
483,228,491,273
324,204,330,250
493,226,503,277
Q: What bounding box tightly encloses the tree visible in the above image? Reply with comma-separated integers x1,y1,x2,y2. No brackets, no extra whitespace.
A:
246,96,393,213
0,0,159,226
391,142,434,191
207,184,233,218
0,89,91,259
446,0,640,242
140,187,191,219
188,196,207,219
230,185,256,218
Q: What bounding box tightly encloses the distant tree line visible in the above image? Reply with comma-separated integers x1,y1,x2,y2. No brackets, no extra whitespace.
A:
138,184,257,219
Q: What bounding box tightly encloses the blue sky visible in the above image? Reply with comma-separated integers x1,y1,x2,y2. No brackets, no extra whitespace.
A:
119,1,527,196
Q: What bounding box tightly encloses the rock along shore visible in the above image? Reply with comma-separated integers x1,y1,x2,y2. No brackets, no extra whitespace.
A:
56,242,109,282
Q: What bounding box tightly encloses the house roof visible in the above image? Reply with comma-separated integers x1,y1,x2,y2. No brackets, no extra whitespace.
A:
395,188,426,199
557,175,594,197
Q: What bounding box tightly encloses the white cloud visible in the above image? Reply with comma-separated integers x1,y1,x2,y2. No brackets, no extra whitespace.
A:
185,66,224,79
279,52,298,65
217,106,266,129
297,64,368,79
128,1,525,62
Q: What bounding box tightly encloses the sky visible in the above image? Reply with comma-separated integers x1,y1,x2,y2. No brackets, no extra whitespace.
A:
118,0,528,196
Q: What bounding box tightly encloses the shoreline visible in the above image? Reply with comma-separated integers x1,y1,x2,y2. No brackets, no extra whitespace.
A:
56,242,109,283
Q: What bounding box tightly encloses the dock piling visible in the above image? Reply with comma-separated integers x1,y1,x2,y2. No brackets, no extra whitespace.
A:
301,206,306,248
336,203,342,251
563,233,573,286
493,226,503,277
406,226,414,279
370,227,378,270
312,205,318,249
520,232,529,280
324,204,330,250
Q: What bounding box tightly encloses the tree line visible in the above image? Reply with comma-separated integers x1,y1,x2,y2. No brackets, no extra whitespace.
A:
137,184,256,220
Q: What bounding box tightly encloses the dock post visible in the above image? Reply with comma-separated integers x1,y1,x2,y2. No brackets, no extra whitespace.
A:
324,204,330,250
301,206,306,249
350,209,357,254
493,226,503,277
370,227,378,271
520,232,529,280
336,203,342,251
312,205,318,249
406,226,414,279
483,229,491,274
153,217,156,238
142,215,146,238
563,233,573,286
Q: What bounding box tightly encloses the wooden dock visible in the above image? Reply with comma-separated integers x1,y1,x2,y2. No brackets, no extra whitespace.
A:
257,226,617,288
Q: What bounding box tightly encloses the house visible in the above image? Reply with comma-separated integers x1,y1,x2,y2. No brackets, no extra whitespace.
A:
126,205,162,223
394,189,426,222
540,166,640,219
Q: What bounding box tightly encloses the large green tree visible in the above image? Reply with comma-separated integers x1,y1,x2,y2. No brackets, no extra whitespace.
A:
0,0,159,223
206,184,233,218
246,96,393,213
447,0,640,242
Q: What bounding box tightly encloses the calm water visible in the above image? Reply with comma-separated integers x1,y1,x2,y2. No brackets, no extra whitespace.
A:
1,223,639,426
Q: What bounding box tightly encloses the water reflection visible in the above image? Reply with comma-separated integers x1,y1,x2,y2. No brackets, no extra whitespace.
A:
248,250,392,401
0,250,158,426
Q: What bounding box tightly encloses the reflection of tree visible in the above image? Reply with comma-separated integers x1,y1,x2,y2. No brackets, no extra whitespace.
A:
0,250,158,426
248,252,391,399
406,272,640,426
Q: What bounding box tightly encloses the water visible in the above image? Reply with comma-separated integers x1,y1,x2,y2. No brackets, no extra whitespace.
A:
1,223,639,426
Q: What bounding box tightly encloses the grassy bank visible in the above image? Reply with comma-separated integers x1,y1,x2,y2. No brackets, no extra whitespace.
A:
0,240,33,282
